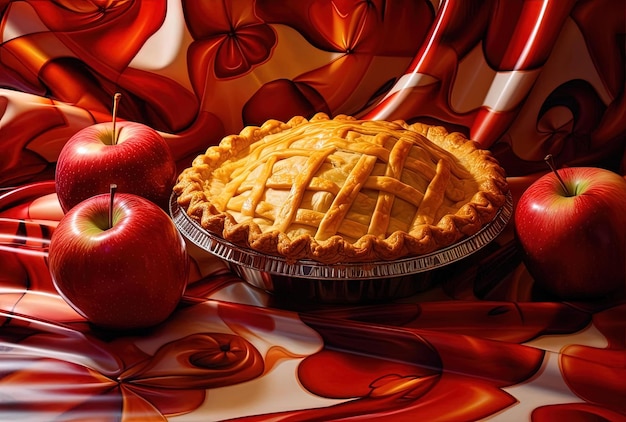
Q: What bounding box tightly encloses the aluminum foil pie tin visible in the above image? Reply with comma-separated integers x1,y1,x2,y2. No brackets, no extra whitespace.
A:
170,193,513,304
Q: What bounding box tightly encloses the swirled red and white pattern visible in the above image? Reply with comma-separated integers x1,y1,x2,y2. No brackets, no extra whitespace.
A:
0,1,624,420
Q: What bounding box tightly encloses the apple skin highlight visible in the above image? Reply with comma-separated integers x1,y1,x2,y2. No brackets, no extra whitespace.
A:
514,167,626,300
55,121,177,213
48,192,189,330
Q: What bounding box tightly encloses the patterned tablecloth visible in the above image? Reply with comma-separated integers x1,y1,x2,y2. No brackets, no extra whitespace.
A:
1,1,624,420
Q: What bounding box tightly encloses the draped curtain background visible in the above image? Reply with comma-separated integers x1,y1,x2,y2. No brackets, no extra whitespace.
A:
1,0,624,186
0,1,624,420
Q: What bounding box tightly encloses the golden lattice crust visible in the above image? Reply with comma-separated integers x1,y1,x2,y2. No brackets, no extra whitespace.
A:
174,113,509,264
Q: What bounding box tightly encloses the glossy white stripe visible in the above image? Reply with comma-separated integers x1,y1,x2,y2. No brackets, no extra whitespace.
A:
483,70,541,111
514,0,549,70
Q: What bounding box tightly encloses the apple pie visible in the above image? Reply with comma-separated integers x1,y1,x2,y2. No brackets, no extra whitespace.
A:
174,113,508,264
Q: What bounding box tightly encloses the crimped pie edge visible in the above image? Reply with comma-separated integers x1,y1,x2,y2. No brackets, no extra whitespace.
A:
174,113,509,264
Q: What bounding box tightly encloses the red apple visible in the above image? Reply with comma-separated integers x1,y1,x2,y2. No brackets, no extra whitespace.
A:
55,120,177,213
515,166,626,300
48,189,189,330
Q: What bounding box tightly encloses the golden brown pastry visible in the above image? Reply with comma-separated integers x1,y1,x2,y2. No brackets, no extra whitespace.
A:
174,113,508,264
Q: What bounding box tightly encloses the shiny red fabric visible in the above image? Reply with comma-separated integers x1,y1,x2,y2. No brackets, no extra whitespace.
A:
0,1,624,420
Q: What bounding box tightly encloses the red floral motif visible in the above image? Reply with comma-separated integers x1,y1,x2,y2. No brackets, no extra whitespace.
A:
255,0,433,54
121,333,264,389
0,316,264,420
240,0,432,123
292,315,543,420
184,0,277,82
493,79,609,176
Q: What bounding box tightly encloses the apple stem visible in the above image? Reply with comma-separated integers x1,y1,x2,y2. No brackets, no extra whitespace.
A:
112,92,122,145
544,154,572,196
108,184,117,230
